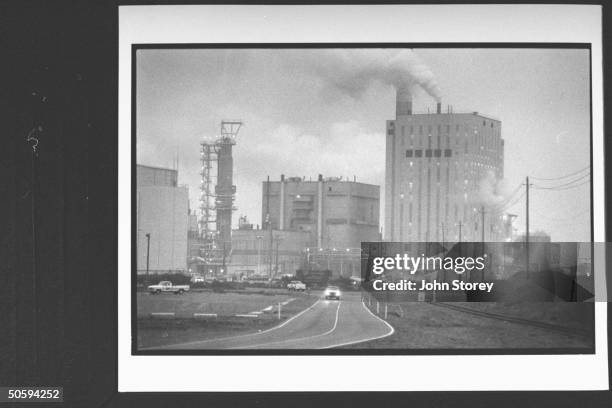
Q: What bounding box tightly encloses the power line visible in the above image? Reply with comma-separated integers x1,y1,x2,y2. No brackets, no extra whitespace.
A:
533,173,590,190
536,179,590,191
530,165,590,182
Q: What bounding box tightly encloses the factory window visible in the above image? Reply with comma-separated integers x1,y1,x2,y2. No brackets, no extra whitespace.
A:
425,149,432,158
405,149,413,158
415,149,423,158
434,149,442,157
483,120,486,126
437,124,441,134
491,122,494,128
328,187,332,192
428,125,432,134
444,149,452,157
419,125,423,135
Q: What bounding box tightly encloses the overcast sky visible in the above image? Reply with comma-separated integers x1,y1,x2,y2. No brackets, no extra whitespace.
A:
136,48,591,241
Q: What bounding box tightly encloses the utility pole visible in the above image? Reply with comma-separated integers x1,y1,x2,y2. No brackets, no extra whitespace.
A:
256,235,263,275
274,237,281,276
457,221,463,243
480,206,486,282
268,228,273,279
266,176,273,279
524,176,531,279
145,233,151,287
480,206,486,244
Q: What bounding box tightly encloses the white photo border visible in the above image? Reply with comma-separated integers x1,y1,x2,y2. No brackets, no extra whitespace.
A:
118,4,607,391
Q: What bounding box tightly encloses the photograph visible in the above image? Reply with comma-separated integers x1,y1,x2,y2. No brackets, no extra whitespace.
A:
4,2,610,404
134,46,594,353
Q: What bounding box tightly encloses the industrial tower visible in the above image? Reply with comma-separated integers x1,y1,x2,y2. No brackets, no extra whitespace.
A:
199,120,242,273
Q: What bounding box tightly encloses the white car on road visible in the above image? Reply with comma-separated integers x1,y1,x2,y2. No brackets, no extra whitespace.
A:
324,286,341,300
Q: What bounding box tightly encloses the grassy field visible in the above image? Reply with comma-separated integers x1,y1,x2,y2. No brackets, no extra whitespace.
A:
136,290,317,349
343,301,594,350
137,289,307,318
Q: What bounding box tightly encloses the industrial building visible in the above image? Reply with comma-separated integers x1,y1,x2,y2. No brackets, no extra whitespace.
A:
262,175,380,249
385,89,506,243
229,221,312,278
259,175,380,277
136,164,189,273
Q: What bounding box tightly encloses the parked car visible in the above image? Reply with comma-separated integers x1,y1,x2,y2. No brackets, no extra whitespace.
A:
148,281,190,295
324,286,341,300
287,280,307,291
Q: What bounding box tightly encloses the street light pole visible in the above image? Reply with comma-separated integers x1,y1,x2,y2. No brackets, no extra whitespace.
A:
145,233,151,287
256,235,263,275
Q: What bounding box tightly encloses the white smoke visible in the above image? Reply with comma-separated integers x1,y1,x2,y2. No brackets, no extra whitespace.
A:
476,170,512,208
308,49,441,101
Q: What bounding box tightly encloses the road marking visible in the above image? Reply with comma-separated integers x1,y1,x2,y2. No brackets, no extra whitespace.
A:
250,298,295,315
150,312,175,317
193,313,217,318
320,300,395,349
237,300,341,349
235,314,259,318
145,298,321,350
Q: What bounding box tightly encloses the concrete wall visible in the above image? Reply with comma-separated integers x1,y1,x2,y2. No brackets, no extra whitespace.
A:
136,185,189,273
229,229,311,277
137,164,178,188
262,178,380,250
385,111,505,242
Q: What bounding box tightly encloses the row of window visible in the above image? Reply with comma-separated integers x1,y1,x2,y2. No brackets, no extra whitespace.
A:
405,149,452,158
396,121,497,136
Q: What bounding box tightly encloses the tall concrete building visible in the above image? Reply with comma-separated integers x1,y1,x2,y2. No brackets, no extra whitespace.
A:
262,175,380,250
385,91,505,243
136,164,189,273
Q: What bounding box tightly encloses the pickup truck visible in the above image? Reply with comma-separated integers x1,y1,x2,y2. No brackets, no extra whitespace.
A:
287,280,307,291
148,281,190,295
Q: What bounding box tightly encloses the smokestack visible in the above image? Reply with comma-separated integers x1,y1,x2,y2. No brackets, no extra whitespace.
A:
436,102,442,114
396,86,412,117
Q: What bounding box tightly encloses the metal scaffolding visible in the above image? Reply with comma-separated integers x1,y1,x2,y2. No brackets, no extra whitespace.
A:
198,120,242,275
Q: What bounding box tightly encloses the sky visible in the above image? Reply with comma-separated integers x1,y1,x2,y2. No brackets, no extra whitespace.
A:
136,48,591,242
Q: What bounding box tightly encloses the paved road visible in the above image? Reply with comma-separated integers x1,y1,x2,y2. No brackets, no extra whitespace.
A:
153,292,394,350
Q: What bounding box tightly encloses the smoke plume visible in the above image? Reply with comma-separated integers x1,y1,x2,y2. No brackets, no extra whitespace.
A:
476,171,512,208
309,49,442,101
